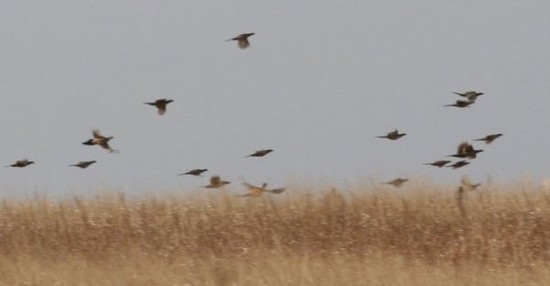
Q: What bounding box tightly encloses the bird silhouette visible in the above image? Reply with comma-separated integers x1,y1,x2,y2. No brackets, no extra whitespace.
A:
384,178,409,188
82,129,115,152
448,142,483,159
453,91,483,102
448,160,470,169
179,169,208,176
474,133,502,144
377,129,406,140
203,175,231,188
7,159,34,168
227,33,255,49
69,160,96,169
444,100,474,108
144,99,173,115
424,160,452,168
245,149,273,158
239,182,286,197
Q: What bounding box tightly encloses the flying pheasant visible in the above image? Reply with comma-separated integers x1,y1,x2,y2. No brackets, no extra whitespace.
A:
245,149,273,158
69,160,96,169
227,33,255,49
144,99,173,115
7,159,34,168
474,133,502,144
82,129,115,152
179,168,208,176
203,175,231,189
377,129,406,140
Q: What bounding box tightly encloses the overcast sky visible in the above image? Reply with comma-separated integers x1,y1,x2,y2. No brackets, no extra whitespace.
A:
0,1,548,197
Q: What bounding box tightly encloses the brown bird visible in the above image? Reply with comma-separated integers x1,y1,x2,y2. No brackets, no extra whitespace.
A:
448,160,470,169
474,133,502,144
448,142,483,159
179,168,208,176
144,99,173,115
245,149,273,158
239,182,286,197
69,160,96,169
444,100,474,108
377,129,406,140
424,160,452,168
7,159,34,168
83,129,115,152
203,175,230,189
227,33,255,49
384,178,409,188
453,91,483,102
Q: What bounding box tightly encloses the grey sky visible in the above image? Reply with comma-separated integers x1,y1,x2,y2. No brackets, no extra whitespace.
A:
0,1,548,196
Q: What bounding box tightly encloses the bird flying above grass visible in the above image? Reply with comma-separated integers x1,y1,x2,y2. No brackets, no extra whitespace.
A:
424,160,452,168
203,175,231,189
448,142,483,159
444,100,474,108
453,91,483,102
448,160,470,169
82,129,116,153
384,178,409,188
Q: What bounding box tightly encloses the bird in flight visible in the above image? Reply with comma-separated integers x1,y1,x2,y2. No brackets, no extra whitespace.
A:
144,99,173,115
69,160,96,169
384,178,409,188
444,100,474,108
474,133,502,144
377,129,406,140
179,169,208,176
82,129,116,153
423,160,452,168
227,33,255,49
203,175,231,189
448,160,470,169
460,176,481,192
7,159,34,168
239,182,286,197
448,142,483,159
453,91,483,102
245,149,273,158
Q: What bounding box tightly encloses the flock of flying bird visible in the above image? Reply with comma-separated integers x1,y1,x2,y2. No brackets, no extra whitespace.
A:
7,33,286,198
7,32,501,196
379,90,502,189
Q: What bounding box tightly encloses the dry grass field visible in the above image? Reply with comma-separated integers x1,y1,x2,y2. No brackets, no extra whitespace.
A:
1,182,550,285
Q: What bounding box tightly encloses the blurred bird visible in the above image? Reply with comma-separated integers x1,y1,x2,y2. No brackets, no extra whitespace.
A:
444,100,474,108
69,160,96,169
377,129,406,140
83,129,115,152
424,160,451,168
245,149,273,158
453,91,483,102
239,182,286,197
448,142,483,159
179,169,208,176
144,99,173,115
384,178,409,188
460,176,481,192
448,160,470,169
203,175,231,188
474,133,503,144
227,33,255,49
7,159,34,168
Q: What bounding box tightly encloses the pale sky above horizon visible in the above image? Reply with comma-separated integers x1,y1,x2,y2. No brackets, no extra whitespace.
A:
0,1,548,197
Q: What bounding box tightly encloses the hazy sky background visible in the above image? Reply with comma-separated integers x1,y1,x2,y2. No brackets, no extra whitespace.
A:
0,1,548,197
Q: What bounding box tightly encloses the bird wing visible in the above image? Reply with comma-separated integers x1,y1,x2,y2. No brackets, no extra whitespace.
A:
92,129,103,139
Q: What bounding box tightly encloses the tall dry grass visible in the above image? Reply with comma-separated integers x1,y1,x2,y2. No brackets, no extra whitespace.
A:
1,183,550,285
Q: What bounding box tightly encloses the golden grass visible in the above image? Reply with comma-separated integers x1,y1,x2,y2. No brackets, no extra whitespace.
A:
1,183,550,285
